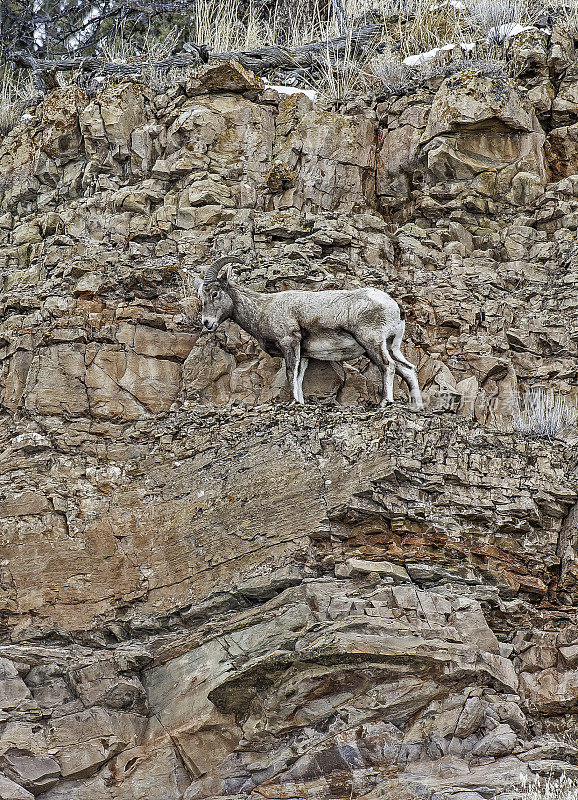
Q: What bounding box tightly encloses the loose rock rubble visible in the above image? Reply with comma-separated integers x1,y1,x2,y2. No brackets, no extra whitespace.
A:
0,38,577,800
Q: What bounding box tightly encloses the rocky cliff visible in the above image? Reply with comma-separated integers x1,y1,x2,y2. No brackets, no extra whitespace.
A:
0,31,578,800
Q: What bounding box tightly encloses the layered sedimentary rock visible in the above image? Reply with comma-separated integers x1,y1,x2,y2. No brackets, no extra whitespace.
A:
0,40,577,799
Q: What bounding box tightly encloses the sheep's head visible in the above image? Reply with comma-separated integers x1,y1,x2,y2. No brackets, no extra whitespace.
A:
194,256,243,331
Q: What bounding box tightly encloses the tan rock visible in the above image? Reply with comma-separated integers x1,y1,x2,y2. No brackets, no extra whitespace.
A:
116,323,197,360
186,59,264,96
0,127,37,211
520,669,578,713
0,750,60,795
419,69,546,201
559,644,578,667
130,121,166,176
0,775,34,800
11,224,41,246
24,344,90,416
81,83,147,170
39,86,88,164
48,708,145,778
0,660,32,711
274,102,376,211
377,106,427,205
85,345,181,418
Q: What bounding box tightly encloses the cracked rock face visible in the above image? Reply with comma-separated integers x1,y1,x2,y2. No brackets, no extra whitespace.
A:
0,50,577,800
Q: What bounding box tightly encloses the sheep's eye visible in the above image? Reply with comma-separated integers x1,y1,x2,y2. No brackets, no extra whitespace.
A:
211,291,219,300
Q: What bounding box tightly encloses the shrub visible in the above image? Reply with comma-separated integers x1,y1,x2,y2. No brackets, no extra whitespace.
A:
309,39,379,103
547,0,578,37
0,64,35,137
397,0,467,57
512,387,578,440
372,56,414,93
516,774,578,799
100,22,182,64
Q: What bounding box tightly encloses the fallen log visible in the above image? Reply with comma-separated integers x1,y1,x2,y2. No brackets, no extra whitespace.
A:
7,23,385,88
213,24,384,73
9,48,209,78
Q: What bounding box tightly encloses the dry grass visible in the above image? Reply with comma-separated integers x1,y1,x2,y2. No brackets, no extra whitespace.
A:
192,0,256,53
547,0,578,36
279,0,341,48
516,775,578,799
307,30,382,103
99,20,197,89
188,0,332,53
398,0,467,58
100,21,182,64
144,65,195,92
179,270,201,322
0,63,36,137
465,0,534,43
344,0,405,20
98,0,332,64
512,387,578,440
90,0,548,98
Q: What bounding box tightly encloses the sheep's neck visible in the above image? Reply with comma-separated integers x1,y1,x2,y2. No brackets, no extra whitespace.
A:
228,284,267,341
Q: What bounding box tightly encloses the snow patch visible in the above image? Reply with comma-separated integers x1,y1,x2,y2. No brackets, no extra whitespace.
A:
403,41,475,67
429,0,466,10
265,83,318,102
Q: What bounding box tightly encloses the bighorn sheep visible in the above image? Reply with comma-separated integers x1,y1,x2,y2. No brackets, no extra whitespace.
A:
193,256,423,409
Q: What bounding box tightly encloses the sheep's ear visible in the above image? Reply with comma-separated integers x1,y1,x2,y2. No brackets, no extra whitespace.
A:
225,264,234,283
193,277,203,292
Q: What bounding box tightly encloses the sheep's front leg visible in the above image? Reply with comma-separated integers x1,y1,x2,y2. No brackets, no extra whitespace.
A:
380,361,395,407
297,358,308,405
280,335,303,404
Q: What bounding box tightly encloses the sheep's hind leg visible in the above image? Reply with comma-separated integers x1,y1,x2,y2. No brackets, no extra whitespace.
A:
377,336,396,406
349,332,394,407
395,362,424,411
387,323,423,409
390,323,416,370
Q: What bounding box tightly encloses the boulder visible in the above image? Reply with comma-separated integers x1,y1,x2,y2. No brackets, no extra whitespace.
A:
273,97,376,211
0,750,60,795
418,69,546,202
0,661,31,711
185,60,265,96
39,86,88,165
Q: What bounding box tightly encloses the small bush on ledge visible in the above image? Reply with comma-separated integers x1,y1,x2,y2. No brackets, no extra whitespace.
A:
513,387,578,440
0,64,35,137
515,774,578,799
